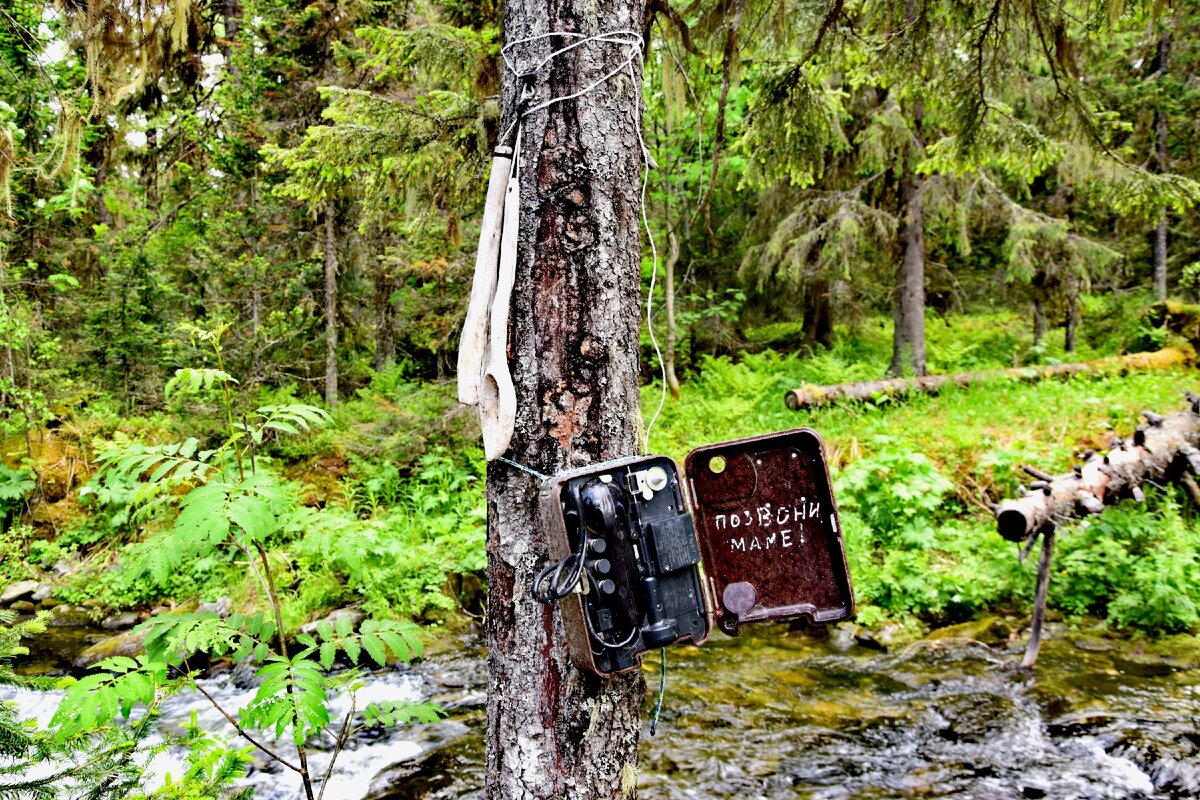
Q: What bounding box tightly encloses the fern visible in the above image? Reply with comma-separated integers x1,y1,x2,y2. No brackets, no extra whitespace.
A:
0,612,168,798
362,699,443,727
235,403,333,444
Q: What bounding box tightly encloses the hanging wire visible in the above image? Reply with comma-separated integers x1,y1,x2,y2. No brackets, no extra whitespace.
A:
496,456,550,481
498,29,673,731
498,28,668,456
649,646,667,735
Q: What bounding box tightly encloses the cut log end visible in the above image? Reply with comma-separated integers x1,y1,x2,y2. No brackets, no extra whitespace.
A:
998,508,1033,542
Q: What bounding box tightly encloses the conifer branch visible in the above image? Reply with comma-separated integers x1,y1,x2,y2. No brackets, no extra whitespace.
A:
803,0,845,63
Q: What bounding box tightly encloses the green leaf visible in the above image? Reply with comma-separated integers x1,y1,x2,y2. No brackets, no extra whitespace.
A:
319,641,337,669
361,632,387,666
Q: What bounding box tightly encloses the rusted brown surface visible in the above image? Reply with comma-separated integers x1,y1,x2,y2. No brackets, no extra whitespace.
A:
686,429,854,636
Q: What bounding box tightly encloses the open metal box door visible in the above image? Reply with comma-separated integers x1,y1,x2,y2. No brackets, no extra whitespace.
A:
686,429,854,636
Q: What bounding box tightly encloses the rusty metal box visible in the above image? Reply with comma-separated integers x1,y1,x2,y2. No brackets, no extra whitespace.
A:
538,428,854,677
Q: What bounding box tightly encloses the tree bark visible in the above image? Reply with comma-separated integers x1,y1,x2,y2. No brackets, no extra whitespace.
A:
803,280,832,349
1064,287,1078,353
994,401,1200,543
374,263,397,372
485,3,647,799
664,229,681,399
1153,28,1170,302
888,100,926,378
1032,296,1046,346
323,202,339,409
222,0,241,77
694,0,744,246
1021,529,1055,668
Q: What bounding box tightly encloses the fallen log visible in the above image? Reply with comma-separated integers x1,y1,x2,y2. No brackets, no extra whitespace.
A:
1145,301,1200,348
993,393,1200,666
784,346,1194,410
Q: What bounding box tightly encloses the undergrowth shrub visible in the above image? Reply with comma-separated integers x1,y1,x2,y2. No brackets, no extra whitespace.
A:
294,450,485,620
835,437,1022,623
1053,491,1200,633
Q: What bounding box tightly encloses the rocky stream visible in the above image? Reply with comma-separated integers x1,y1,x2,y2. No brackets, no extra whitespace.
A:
4,615,1200,799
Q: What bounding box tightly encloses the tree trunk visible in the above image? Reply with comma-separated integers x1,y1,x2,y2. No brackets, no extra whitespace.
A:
784,345,1192,409
374,264,396,372
223,0,241,77
697,0,744,246
323,202,338,409
888,100,926,378
1032,297,1046,346
1153,28,1169,302
664,229,681,399
486,3,647,798
1064,288,1078,353
803,280,832,349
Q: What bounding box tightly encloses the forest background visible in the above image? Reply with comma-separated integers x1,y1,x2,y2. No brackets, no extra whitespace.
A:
3,2,1200,785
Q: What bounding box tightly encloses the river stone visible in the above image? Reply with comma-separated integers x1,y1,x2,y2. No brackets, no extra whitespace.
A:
75,629,147,669
101,612,140,631
925,616,1013,648
365,721,480,800
1,580,39,604
31,583,53,602
851,622,909,651
49,604,90,627
197,596,232,617
1072,636,1115,653
933,692,1020,743
300,606,365,636
1046,711,1116,737
1108,726,1200,796
9,600,35,614
1113,653,1186,677
828,624,856,651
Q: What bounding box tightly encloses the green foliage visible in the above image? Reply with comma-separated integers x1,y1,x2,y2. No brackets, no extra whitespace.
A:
0,465,34,521
740,64,846,189
296,450,485,619
1054,491,1200,632
48,328,440,797
0,610,188,798
836,438,956,535
833,439,1021,621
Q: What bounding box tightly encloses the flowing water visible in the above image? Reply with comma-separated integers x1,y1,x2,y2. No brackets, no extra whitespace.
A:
4,620,1200,799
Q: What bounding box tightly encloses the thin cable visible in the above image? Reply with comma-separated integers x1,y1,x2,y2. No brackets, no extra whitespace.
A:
497,456,550,481
501,30,642,77
630,48,667,455
649,647,667,735
498,32,643,145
